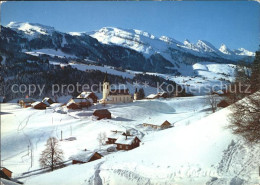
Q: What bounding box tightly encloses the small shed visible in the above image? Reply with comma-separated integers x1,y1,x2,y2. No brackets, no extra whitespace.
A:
143,120,171,129
1,167,12,178
93,109,111,120
70,151,103,164
161,120,171,129
31,101,47,110
115,135,141,150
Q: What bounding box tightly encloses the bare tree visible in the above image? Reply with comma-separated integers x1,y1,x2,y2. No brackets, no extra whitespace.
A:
39,137,64,171
206,93,218,113
97,132,107,149
228,92,260,143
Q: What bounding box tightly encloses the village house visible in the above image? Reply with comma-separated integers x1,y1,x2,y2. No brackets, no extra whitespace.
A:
143,120,172,129
106,130,124,144
18,98,36,108
93,109,111,120
31,101,48,110
115,134,141,150
42,97,54,106
70,151,103,164
67,98,91,109
77,91,98,103
100,73,133,104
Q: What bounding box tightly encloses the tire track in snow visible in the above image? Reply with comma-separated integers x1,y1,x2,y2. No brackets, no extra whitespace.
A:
94,161,104,185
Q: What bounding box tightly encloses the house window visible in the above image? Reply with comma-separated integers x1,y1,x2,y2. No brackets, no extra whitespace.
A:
119,145,122,148
126,146,128,149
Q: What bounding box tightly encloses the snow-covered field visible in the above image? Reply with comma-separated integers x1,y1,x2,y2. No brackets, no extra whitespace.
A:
25,49,77,59
1,96,259,185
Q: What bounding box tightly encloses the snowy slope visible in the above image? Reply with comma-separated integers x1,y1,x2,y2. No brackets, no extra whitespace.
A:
8,95,257,185
2,94,260,185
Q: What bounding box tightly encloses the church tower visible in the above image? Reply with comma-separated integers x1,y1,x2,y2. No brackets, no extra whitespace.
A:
134,88,138,100
103,72,110,101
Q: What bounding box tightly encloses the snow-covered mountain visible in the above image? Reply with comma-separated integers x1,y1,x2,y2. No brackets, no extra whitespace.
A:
89,27,255,61
2,22,255,77
6,22,55,40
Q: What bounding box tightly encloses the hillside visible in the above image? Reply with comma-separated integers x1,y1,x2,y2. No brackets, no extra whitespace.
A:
1,95,257,185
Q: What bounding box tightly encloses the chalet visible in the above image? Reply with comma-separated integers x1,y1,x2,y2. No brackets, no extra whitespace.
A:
100,73,133,104
68,98,91,108
115,135,141,150
77,92,98,103
143,120,171,129
106,130,124,144
42,97,54,106
70,151,103,164
31,101,47,110
18,98,36,108
66,102,81,109
93,109,111,120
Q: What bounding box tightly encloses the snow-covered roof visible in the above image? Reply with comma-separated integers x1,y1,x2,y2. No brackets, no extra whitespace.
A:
31,101,43,107
70,98,89,103
107,131,124,139
146,94,158,99
69,151,102,163
115,135,140,145
77,92,92,98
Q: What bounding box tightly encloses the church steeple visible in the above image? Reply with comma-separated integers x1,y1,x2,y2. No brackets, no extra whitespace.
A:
103,72,109,83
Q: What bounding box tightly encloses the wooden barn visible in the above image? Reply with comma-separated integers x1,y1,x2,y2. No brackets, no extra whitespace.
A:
143,120,171,129
42,97,54,106
93,109,111,120
19,98,36,108
31,101,47,110
115,135,141,150
77,91,98,103
70,151,103,164
106,130,124,144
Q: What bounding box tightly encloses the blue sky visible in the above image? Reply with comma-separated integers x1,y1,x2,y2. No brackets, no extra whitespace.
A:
1,1,259,51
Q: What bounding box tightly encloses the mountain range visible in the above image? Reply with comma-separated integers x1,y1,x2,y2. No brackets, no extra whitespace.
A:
2,22,255,75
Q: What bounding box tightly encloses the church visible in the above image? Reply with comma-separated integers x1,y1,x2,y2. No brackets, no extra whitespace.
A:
100,74,133,104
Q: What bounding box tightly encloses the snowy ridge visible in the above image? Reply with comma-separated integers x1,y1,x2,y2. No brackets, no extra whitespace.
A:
6,22,55,39
89,26,255,60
